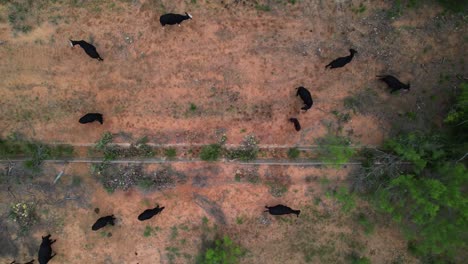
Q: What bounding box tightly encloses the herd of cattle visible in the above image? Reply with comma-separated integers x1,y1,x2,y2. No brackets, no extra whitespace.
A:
11,10,411,264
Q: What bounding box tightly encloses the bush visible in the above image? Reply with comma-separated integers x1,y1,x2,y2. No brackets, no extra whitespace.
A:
165,148,177,159
316,135,355,168
287,147,300,159
9,202,37,234
200,144,222,161
199,235,244,264
227,135,258,161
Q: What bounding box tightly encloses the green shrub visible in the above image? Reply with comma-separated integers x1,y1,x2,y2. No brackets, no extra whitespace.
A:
9,202,37,234
95,132,113,151
316,135,355,168
200,144,222,161
199,235,244,264
227,135,258,161
165,148,177,159
287,147,300,159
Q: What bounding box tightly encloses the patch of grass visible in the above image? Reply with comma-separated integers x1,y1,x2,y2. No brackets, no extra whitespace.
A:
227,135,258,161
332,110,351,123
357,213,375,235
189,103,197,112
71,176,82,187
200,144,222,161
316,135,356,168
143,225,153,237
288,147,300,159
197,235,244,264
236,216,244,225
255,4,271,11
352,3,366,14
267,182,288,197
326,186,356,213
165,148,177,159
347,252,371,264
9,202,37,235
170,226,178,240
95,132,113,151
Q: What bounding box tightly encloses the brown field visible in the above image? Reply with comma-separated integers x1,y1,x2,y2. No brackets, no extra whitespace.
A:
0,0,466,263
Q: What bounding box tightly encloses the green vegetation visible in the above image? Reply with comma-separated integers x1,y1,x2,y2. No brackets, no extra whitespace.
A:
165,148,177,159
316,135,355,168
351,83,468,261
227,135,258,161
95,132,113,151
199,235,244,264
326,186,356,213
143,225,153,237
9,202,37,234
255,4,271,12
0,135,74,172
287,147,300,159
200,144,222,161
356,213,375,235
189,103,197,112
352,3,366,14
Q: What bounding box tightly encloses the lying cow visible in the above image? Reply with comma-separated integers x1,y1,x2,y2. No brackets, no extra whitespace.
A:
92,215,116,231
289,118,301,131
38,234,56,264
69,39,103,61
160,12,192,27
265,204,301,217
79,113,103,124
138,205,165,221
377,75,410,93
296,86,313,111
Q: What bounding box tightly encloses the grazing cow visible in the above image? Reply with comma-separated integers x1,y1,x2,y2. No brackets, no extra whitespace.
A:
79,113,103,124
265,204,301,217
296,86,313,111
325,49,357,69
377,75,410,93
92,215,116,231
138,205,165,221
160,12,192,27
38,234,56,264
289,118,301,131
69,40,103,61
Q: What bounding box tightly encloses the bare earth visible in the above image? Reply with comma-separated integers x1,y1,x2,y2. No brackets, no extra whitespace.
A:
0,0,466,263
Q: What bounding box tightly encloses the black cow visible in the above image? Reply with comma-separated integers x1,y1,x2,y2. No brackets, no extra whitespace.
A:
377,75,410,93
296,86,313,111
69,40,103,61
92,215,116,231
79,113,103,124
160,12,192,27
265,204,301,217
289,118,301,131
325,49,357,69
138,205,165,221
38,234,56,264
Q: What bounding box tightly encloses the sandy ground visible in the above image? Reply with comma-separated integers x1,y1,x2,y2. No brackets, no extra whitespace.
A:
0,162,418,264
0,0,466,263
1,0,465,146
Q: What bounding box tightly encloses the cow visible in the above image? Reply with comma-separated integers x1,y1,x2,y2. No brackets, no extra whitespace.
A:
296,86,313,111
325,49,357,69
69,39,103,61
38,234,56,264
289,118,301,131
137,205,165,221
92,215,116,231
79,113,103,124
265,204,301,217
377,75,410,93
160,12,192,27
